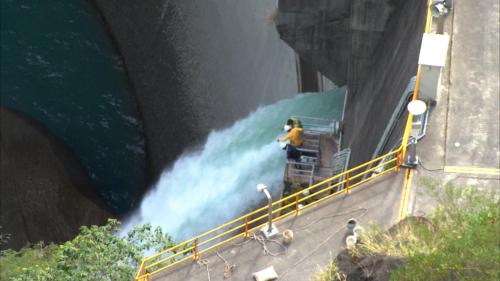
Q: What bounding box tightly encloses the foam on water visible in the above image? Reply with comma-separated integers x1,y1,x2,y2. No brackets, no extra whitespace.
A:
123,88,346,240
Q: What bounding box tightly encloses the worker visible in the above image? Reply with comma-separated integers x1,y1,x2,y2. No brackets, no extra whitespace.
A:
278,124,303,161
278,124,303,147
286,117,303,129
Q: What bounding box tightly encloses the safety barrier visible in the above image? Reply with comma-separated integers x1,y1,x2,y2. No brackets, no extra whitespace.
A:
135,148,403,280
135,1,434,279
401,0,433,157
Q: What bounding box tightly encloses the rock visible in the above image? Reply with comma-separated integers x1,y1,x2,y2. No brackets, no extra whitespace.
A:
336,250,404,281
335,217,429,281
0,107,112,250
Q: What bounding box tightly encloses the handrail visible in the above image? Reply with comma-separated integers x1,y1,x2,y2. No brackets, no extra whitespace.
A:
400,0,433,159
134,148,402,280
135,1,434,279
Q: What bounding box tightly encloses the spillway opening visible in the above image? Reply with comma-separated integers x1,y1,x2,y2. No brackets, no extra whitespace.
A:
123,88,347,241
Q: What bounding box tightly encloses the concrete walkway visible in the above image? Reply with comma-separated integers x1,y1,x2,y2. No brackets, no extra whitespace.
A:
407,0,500,216
445,0,499,169
154,171,405,281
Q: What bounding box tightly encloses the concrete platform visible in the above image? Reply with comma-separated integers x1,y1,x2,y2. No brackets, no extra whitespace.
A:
408,0,500,216
445,0,500,169
153,171,405,281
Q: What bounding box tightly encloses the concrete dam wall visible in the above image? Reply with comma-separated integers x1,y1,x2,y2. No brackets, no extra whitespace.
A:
93,0,427,182
92,0,298,182
277,0,427,167
1,0,426,251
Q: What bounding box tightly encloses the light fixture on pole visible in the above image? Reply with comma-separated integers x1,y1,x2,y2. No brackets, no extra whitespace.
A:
405,100,427,167
431,0,449,18
256,183,279,238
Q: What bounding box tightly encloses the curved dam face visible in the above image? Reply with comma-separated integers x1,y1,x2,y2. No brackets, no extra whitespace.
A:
1,0,297,248
0,107,111,250
93,0,298,182
1,0,146,215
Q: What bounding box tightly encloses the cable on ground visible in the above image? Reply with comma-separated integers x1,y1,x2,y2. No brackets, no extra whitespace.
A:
197,259,211,281
216,251,236,279
278,208,368,280
418,159,499,180
199,207,369,281
418,159,444,172
248,233,288,256
292,207,367,232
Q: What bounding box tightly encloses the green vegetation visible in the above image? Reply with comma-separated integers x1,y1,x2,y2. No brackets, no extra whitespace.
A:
312,260,346,281
312,179,500,281
0,242,58,281
0,219,174,281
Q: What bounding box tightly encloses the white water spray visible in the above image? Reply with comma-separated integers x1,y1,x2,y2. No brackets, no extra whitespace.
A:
123,89,346,240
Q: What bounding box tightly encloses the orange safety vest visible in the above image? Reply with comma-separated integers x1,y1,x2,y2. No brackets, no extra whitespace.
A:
279,128,303,147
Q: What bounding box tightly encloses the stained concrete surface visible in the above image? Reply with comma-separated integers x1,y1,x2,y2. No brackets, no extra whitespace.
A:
154,171,404,281
406,0,500,216
445,0,500,168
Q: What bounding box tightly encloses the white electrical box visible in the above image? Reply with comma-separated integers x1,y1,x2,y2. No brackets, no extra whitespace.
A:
418,33,450,102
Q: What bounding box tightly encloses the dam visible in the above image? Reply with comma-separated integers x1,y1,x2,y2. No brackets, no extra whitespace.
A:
134,0,499,280
1,0,498,280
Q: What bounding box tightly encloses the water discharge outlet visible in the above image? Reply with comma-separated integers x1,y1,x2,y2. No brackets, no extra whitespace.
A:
122,89,346,241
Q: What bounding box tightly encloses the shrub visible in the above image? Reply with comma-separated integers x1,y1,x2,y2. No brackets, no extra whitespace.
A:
388,180,500,281
0,219,175,281
312,179,500,281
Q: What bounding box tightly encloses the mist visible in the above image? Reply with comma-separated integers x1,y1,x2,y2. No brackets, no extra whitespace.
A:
123,89,346,240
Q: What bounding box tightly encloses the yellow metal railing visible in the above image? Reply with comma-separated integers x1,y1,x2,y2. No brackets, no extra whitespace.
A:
401,0,433,157
135,1,435,280
135,148,403,280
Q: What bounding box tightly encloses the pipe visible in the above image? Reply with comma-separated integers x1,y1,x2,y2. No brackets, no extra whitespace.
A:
262,188,273,233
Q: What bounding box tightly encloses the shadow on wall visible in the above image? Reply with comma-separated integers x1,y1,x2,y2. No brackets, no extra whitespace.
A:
0,107,111,250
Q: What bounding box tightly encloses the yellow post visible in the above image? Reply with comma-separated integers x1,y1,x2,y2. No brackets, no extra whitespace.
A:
136,261,146,281
193,238,199,261
294,194,300,216
401,0,433,164
244,217,249,237
396,150,403,171
345,173,350,194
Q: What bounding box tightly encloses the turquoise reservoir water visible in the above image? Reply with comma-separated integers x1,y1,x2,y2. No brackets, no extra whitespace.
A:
0,0,145,214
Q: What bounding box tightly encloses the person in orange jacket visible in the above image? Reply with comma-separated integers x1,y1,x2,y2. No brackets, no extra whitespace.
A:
278,124,303,161
279,124,303,147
